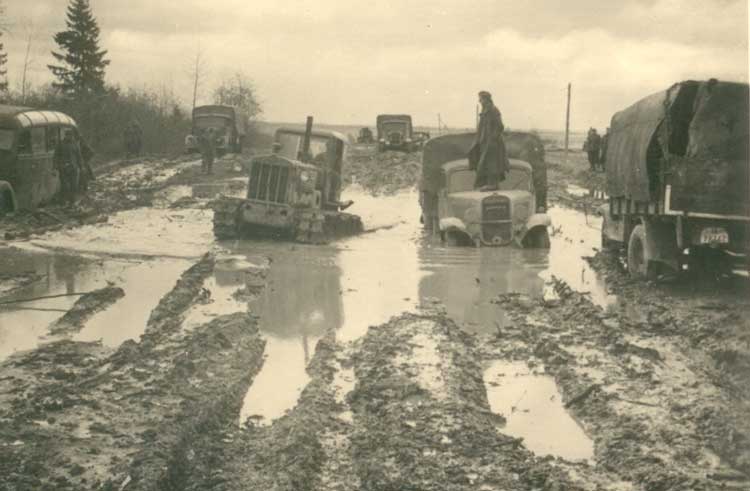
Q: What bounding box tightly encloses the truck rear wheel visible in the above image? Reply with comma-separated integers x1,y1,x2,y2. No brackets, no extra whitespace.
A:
627,224,656,279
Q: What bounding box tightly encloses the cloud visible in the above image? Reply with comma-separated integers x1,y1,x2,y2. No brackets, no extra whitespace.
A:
1,0,747,130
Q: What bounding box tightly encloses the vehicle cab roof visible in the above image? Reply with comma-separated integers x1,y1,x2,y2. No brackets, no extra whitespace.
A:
441,158,531,173
0,105,77,129
275,127,347,143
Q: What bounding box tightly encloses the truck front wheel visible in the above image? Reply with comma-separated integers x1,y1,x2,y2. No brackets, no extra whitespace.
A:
627,224,656,279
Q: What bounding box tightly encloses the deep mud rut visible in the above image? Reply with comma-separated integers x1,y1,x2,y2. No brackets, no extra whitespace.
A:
0,151,748,490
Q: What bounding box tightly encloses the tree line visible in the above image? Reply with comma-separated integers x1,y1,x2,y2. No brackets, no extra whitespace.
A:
0,0,263,162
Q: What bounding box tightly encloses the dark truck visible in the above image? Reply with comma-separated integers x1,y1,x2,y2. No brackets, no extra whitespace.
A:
185,105,247,154
600,80,750,278
376,114,414,152
356,127,374,144
212,117,362,244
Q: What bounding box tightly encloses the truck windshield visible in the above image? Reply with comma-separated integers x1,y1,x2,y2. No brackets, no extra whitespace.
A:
0,129,13,151
194,116,231,129
382,121,408,135
449,168,531,193
276,133,333,164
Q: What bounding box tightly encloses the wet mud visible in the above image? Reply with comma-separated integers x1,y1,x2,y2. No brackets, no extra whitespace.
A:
0,254,268,490
0,149,747,491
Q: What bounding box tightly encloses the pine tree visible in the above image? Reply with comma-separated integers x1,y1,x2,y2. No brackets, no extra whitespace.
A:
0,1,8,94
48,0,109,97
0,31,8,94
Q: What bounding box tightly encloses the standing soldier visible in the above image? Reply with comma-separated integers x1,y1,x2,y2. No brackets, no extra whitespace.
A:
54,129,82,205
468,90,509,191
584,128,602,171
523,136,547,211
77,131,95,192
599,127,610,171
130,120,143,157
200,127,216,174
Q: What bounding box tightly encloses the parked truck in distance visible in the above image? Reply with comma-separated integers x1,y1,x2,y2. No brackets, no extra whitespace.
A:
185,105,247,155
600,79,749,278
356,127,374,144
376,114,415,153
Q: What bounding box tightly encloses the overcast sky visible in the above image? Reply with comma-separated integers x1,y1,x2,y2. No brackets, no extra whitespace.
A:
3,0,748,130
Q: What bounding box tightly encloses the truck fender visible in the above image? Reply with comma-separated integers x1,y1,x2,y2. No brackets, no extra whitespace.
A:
599,203,625,245
520,213,552,248
638,218,679,273
524,212,551,231
0,181,17,213
439,217,467,233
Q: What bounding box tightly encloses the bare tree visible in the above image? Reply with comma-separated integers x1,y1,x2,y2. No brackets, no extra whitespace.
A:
18,19,39,104
213,72,263,120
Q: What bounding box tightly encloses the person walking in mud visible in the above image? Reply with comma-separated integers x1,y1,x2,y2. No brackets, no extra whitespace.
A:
468,91,509,191
200,127,217,174
54,129,82,205
584,128,601,171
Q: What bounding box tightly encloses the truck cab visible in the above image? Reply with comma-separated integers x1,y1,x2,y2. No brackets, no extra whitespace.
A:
0,105,79,213
421,132,550,247
376,114,414,152
186,105,247,155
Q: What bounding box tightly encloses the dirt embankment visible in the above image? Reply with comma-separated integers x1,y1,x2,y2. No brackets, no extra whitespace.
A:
480,266,750,490
545,149,607,212
344,149,422,195
0,254,269,491
0,155,198,241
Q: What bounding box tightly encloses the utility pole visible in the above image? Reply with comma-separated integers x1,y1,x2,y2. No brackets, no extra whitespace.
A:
437,113,441,136
564,82,571,165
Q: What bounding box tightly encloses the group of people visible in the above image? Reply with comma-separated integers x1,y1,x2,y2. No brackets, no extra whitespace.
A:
53,129,94,205
583,127,609,172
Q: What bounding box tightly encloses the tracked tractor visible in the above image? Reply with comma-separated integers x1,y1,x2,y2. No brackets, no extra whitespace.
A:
212,117,363,244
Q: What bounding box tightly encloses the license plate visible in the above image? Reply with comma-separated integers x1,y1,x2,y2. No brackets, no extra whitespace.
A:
700,227,729,244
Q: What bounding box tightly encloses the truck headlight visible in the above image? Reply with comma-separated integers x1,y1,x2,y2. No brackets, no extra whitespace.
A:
300,171,310,183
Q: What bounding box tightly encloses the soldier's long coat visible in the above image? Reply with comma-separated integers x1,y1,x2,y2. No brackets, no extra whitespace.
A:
468,104,509,187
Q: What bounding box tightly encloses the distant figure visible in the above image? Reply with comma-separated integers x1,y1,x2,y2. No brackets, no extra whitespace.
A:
599,127,610,171
200,127,216,174
468,90,509,191
124,120,143,158
583,128,601,171
523,138,547,211
77,132,95,192
54,129,82,205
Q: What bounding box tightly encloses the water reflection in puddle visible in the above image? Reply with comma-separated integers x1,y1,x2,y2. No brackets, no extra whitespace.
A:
233,190,616,423
0,251,189,360
484,360,594,461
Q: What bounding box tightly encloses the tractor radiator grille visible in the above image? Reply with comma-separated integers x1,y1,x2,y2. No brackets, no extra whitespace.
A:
248,163,289,203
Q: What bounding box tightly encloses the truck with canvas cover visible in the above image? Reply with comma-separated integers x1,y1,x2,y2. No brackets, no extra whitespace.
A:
599,80,750,278
376,114,415,152
0,105,79,213
185,105,247,154
420,131,550,247
212,117,362,243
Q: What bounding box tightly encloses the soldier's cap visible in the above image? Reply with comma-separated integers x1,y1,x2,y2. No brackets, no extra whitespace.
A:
478,90,492,99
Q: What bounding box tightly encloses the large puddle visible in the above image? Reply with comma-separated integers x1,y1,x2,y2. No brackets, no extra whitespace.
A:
483,360,594,462
1,182,614,450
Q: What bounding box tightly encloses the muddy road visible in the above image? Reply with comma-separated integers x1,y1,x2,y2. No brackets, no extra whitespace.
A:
0,150,748,490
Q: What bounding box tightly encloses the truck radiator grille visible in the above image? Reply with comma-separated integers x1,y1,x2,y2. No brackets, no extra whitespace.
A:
249,163,289,203
483,197,510,221
482,196,512,244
